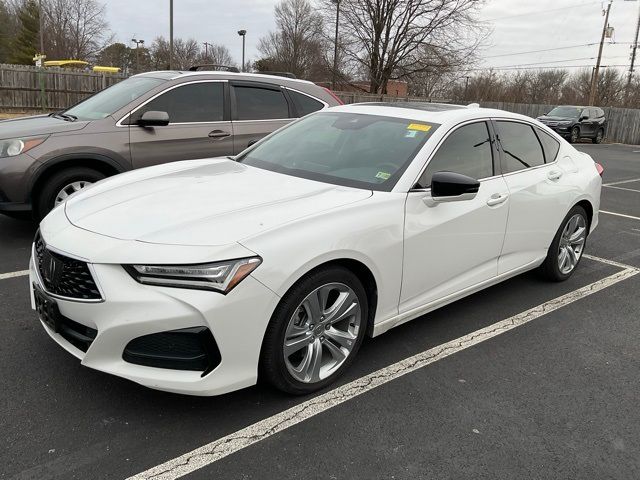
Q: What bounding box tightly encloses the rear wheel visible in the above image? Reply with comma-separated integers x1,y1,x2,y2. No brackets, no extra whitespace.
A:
260,266,368,395
35,167,105,220
592,128,604,144
538,205,588,282
569,126,580,144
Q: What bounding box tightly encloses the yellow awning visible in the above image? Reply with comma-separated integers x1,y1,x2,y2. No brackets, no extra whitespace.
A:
92,66,121,73
44,60,89,68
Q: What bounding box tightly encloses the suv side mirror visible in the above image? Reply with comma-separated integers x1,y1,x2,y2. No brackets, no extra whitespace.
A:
430,171,480,202
138,110,170,127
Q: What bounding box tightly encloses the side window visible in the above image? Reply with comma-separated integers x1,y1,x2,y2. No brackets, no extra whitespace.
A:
132,82,224,124
497,121,545,173
536,128,560,163
418,122,493,188
288,89,324,117
234,86,290,120
580,109,590,120
597,108,605,118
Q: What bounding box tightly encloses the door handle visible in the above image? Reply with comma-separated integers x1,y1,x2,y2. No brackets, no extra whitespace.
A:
486,193,509,207
208,130,231,139
547,170,563,181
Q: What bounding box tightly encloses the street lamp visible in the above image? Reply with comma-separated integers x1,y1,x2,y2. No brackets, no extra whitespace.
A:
238,29,247,72
131,38,145,73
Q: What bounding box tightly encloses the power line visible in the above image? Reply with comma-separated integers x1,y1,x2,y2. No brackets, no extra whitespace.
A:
484,1,600,22
485,43,598,59
483,55,628,70
467,64,628,72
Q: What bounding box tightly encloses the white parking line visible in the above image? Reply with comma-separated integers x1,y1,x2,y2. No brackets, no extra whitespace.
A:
128,257,639,480
600,210,640,221
602,185,640,193
0,270,29,281
603,177,640,186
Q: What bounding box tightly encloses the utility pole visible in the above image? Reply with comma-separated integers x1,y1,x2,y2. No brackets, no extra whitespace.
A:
38,0,44,54
38,0,46,112
203,41,212,61
627,2,640,103
589,1,612,106
238,30,247,72
464,76,470,101
169,0,174,69
332,0,341,90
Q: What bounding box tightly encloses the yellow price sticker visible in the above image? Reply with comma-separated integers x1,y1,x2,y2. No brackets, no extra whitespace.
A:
407,123,432,132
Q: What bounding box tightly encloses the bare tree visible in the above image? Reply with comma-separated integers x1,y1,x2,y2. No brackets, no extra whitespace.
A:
150,36,200,70
257,0,327,79
43,0,109,60
197,43,235,67
332,0,486,93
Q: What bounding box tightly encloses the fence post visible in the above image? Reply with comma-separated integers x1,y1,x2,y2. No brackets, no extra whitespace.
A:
38,67,46,112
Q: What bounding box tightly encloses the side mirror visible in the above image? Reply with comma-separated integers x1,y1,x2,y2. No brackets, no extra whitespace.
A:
579,115,588,122
138,110,170,127
430,171,479,202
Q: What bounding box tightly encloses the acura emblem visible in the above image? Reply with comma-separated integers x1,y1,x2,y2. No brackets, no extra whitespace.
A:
42,250,63,286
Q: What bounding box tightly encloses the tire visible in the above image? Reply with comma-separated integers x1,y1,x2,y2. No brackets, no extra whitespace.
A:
592,128,604,144
569,126,580,144
35,167,106,220
260,266,369,395
538,205,588,282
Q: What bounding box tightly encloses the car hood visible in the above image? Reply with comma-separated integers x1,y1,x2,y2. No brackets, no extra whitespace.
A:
537,115,575,122
64,158,373,246
0,114,88,140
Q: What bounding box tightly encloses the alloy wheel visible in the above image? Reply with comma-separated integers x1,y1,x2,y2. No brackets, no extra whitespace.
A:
570,128,579,143
54,181,92,206
558,213,587,274
283,282,361,384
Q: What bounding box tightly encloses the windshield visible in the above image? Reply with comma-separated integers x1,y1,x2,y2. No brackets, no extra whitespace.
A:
64,76,166,121
237,112,438,191
547,106,582,118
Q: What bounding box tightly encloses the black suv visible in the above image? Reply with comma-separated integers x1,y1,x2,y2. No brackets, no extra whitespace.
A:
537,106,606,144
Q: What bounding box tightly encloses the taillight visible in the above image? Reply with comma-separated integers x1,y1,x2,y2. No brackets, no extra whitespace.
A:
322,87,344,105
595,162,604,177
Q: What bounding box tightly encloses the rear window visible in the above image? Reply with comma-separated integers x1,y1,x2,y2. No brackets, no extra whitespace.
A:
234,86,290,120
288,89,324,116
237,112,439,191
536,129,560,163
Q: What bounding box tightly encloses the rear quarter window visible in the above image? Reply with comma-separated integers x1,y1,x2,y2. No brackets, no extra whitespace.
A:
288,89,325,117
536,128,560,163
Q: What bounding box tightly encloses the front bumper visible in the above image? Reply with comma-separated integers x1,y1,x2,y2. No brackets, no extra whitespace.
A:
29,241,281,396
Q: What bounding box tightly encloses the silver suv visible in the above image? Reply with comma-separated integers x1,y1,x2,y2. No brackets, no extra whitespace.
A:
0,71,341,219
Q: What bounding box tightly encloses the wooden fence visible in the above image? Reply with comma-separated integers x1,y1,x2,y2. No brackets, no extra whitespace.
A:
1,65,639,144
0,64,126,112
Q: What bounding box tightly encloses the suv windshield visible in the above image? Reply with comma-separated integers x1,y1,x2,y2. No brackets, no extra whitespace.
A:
64,77,166,121
237,112,438,191
547,106,582,118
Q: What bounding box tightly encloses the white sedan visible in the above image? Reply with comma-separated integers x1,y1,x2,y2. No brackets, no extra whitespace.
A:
29,103,603,396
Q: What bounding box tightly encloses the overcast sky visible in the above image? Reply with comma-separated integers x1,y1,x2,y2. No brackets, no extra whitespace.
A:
105,0,640,74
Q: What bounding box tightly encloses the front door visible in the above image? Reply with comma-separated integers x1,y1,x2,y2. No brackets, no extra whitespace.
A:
129,80,234,168
230,82,294,154
400,121,510,313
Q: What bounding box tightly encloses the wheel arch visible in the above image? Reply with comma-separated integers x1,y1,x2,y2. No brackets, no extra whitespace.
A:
29,153,126,203
573,198,594,232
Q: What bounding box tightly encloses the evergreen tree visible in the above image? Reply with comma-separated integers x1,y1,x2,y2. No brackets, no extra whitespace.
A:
10,0,40,65
0,1,13,63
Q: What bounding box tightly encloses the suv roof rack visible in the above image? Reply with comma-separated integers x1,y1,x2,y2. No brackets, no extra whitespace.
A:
188,64,240,73
258,71,297,79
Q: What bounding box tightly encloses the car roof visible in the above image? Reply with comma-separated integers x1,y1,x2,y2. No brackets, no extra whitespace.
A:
133,70,317,86
328,102,534,126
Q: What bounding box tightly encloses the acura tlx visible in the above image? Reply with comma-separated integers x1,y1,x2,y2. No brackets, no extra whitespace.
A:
29,103,602,396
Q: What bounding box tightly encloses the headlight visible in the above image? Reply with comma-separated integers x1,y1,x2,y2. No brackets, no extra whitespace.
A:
123,257,262,293
0,137,47,158
558,121,572,125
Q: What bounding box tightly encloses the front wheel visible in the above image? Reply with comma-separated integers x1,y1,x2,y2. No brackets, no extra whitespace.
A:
569,126,580,144
260,266,368,395
35,167,106,220
538,205,588,282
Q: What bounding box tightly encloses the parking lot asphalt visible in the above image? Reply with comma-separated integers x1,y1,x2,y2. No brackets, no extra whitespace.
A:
1,144,639,480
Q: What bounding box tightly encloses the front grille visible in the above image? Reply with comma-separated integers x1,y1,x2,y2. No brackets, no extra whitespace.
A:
35,232,101,300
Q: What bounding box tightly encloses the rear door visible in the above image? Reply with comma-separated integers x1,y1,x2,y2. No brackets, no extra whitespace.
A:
128,80,233,168
230,81,294,154
495,120,573,274
579,108,594,137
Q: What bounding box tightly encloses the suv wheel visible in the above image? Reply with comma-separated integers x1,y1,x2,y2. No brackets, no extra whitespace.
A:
35,167,105,220
569,126,580,144
592,128,604,144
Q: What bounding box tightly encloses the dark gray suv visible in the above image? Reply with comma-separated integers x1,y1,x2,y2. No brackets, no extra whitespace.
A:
0,71,341,219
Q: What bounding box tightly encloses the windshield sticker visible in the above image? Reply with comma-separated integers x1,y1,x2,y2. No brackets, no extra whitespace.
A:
405,130,418,138
375,171,391,180
407,123,431,132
